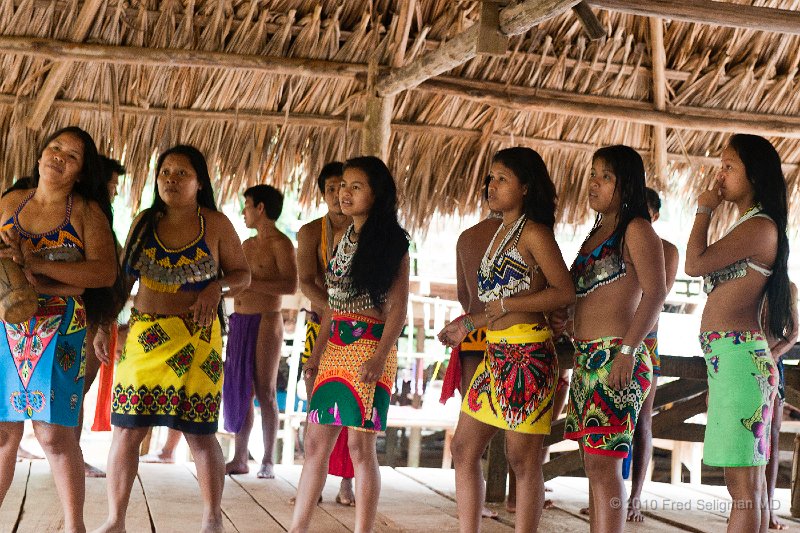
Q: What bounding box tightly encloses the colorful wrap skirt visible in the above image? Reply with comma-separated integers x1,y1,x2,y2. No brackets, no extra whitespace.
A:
308,312,397,433
462,324,557,434
644,331,660,377
302,315,321,365
460,327,487,358
564,337,652,457
112,309,223,435
222,313,261,433
0,295,86,426
700,330,777,467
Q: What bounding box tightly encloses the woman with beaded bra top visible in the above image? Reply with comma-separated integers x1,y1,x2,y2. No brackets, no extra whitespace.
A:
0,126,119,533
438,147,575,533
290,156,409,533
685,134,793,533
92,145,250,533
553,145,666,533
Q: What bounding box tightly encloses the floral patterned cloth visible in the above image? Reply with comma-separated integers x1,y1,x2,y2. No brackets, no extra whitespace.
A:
564,336,652,457
700,330,777,467
0,296,86,426
462,323,557,434
308,312,396,433
112,309,222,434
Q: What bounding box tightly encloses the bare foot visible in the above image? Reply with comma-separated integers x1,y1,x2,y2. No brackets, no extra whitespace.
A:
505,501,516,514
543,499,554,509
139,452,174,464
16,446,42,461
89,521,126,533
627,497,644,522
336,478,355,506
770,513,787,530
257,463,275,479
579,506,590,516
85,462,106,478
482,506,498,518
225,460,249,475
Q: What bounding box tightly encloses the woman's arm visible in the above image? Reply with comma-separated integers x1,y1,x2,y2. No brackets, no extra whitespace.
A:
685,184,777,276
484,223,575,322
24,201,117,287
360,254,410,383
303,305,333,396
608,218,667,390
189,212,250,325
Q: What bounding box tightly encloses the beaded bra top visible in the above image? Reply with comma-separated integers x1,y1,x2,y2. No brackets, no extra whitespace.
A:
326,224,381,312
2,191,85,262
703,205,773,294
478,215,534,303
571,231,626,298
128,209,218,293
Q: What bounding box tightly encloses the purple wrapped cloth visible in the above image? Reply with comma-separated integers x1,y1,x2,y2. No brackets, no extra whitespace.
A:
222,313,261,433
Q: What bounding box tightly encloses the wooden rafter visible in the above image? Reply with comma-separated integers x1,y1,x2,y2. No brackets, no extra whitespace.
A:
25,0,103,129
588,0,800,35
649,17,668,186
376,0,582,96
571,2,605,40
0,36,369,80
3,93,794,172
421,77,800,139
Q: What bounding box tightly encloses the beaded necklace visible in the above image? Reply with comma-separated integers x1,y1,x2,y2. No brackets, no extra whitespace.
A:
326,224,378,312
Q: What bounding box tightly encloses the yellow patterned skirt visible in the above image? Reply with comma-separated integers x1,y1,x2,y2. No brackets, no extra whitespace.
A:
111,309,223,434
308,312,397,433
462,323,557,434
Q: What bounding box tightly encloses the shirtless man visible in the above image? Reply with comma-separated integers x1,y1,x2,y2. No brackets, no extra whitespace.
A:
223,185,297,478
625,187,679,521
295,162,355,505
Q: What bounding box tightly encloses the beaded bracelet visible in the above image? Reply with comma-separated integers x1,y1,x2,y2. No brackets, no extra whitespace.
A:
462,314,476,333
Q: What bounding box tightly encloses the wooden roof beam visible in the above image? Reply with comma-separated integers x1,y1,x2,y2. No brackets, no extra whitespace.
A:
376,0,582,96
588,0,800,35
572,2,606,41
26,0,103,129
4,93,793,172
0,36,369,80
421,77,800,139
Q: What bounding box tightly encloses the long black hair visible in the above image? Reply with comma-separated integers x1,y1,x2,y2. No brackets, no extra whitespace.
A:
728,134,794,341
122,145,226,328
492,147,557,229
590,145,651,252
33,127,124,325
345,156,409,310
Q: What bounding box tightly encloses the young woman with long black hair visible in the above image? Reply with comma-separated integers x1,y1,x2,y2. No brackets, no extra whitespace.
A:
290,156,409,533
559,145,666,533
438,147,575,532
685,134,793,533
0,126,120,533
93,145,250,533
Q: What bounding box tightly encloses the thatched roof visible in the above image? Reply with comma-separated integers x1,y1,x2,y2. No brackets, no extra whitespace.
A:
1,0,799,232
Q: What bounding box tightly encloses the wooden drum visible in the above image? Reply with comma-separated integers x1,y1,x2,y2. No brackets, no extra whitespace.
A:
0,257,38,324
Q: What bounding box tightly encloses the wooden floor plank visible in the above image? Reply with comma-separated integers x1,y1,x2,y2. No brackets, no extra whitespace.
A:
15,460,66,533
137,463,236,532
548,477,690,532
0,460,30,533
398,467,590,533
233,464,349,532
186,463,283,533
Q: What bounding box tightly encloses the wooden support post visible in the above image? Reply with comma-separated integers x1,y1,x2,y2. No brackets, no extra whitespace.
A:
361,94,394,159
485,431,508,503
792,435,800,517
26,0,104,129
572,2,606,40
649,17,668,187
